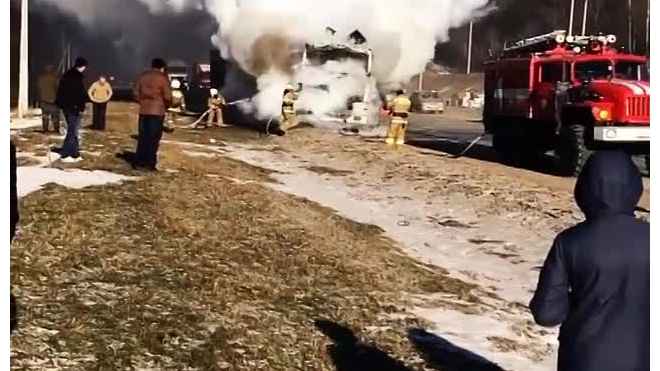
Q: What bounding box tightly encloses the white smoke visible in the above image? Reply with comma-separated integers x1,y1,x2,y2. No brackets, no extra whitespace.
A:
210,0,491,121
210,0,491,78
34,0,492,123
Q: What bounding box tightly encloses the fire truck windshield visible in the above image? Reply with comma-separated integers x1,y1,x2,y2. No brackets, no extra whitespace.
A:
575,60,649,81
614,61,649,81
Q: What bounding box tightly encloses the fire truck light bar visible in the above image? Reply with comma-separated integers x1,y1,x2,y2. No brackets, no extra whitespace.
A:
502,30,618,55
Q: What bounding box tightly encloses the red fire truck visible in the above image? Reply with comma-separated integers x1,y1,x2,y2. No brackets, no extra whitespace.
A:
483,30,650,175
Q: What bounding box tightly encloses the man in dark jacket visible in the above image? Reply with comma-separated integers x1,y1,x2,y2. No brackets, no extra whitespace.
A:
530,151,649,371
55,57,88,163
11,141,19,332
132,58,171,171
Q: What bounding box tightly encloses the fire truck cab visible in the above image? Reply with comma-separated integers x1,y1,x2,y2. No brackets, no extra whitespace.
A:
483,30,650,175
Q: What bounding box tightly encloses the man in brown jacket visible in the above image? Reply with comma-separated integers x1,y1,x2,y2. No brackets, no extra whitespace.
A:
132,58,171,171
37,65,61,134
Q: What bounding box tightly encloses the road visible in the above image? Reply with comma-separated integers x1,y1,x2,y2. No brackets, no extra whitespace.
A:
406,108,651,190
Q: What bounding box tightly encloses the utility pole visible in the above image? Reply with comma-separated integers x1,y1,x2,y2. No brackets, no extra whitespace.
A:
418,72,424,91
568,0,576,36
627,0,633,51
646,0,650,55
17,0,29,118
466,21,473,75
581,0,589,35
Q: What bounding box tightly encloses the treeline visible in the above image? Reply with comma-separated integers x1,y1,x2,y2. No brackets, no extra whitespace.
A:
436,0,650,72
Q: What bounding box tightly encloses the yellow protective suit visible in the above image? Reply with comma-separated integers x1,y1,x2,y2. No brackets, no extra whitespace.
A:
207,94,226,126
385,93,412,145
167,89,186,124
281,89,298,130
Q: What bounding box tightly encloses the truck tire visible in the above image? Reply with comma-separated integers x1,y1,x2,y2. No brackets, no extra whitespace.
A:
557,124,590,176
493,132,519,165
493,127,545,167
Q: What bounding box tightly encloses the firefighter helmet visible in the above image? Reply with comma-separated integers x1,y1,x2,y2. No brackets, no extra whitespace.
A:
171,79,181,89
210,88,219,96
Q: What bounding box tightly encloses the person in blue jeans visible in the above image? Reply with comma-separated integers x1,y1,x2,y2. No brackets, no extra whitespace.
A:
132,58,171,171
55,57,89,163
135,114,165,170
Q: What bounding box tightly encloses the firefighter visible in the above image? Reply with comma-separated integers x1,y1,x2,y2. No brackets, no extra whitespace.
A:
385,89,411,145
206,88,227,127
281,84,298,130
167,79,186,126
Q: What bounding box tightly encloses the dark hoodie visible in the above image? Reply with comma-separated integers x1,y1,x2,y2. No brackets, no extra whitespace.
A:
530,151,649,371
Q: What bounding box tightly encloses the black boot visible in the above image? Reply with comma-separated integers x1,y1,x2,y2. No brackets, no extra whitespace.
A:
10,293,18,333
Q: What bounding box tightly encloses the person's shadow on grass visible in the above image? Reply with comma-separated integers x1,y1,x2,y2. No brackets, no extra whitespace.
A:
115,150,137,167
314,319,414,371
407,328,506,371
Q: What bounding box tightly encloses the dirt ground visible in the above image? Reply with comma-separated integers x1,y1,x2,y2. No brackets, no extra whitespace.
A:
10,104,476,371
10,102,650,371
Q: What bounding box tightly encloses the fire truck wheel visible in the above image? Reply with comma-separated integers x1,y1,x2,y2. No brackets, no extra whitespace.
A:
493,132,542,166
557,124,590,176
492,133,519,164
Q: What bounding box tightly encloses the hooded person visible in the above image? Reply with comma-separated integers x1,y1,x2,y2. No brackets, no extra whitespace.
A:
530,151,649,371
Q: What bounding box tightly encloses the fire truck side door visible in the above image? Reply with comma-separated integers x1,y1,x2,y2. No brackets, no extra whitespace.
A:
533,61,566,123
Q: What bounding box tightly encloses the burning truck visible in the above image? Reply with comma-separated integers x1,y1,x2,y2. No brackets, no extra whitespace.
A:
203,28,379,133
294,28,378,128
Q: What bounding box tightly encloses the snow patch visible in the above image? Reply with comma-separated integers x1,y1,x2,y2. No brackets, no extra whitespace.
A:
10,117,43,131
214,142,558,371
17,163,136,198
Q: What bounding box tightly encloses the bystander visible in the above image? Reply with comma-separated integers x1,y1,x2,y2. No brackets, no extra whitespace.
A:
132,58,171,171
10,141,19,333
37,65,61,134
55,57,89,163
87,75,113,131
530,151,649,371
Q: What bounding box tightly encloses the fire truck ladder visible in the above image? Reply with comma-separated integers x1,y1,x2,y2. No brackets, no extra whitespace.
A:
503,30,567,54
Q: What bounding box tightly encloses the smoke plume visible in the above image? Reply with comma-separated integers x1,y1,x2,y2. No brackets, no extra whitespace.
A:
209,0,492,120
34,0,492,122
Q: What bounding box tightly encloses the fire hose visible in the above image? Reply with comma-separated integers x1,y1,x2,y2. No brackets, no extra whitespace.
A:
452,133,486,159
182,98,252,129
